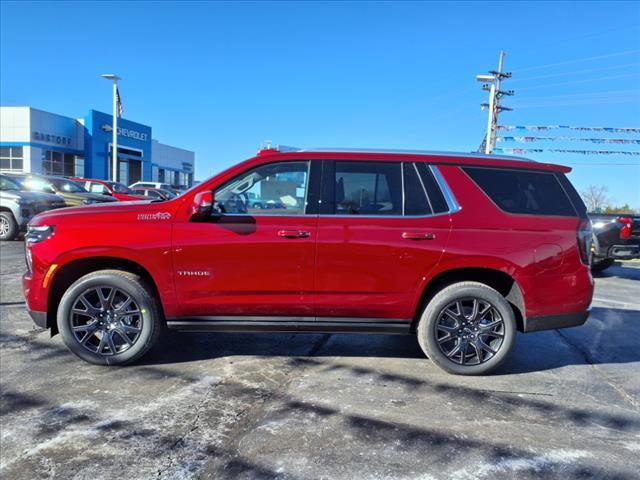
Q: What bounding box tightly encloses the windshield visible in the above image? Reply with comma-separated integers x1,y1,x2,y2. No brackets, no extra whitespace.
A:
158,189,177,199
49,178,87,193
0,176,21,191
108,182,134,194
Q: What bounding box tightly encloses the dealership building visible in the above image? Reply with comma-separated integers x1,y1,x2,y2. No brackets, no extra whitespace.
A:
0,106,195,188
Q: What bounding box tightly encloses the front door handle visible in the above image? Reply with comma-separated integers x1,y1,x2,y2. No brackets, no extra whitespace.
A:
278,230,311,239
402,232,436,240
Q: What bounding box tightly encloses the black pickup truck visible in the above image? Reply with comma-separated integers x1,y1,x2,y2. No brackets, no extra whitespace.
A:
589,213,640,272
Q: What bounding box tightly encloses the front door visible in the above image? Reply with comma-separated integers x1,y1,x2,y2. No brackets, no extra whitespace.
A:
314,160,452,321
172,160,319,317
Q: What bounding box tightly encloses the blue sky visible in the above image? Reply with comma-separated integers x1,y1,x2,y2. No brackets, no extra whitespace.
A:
1,1,639,207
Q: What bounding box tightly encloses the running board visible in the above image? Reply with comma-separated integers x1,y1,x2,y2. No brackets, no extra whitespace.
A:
166,316,412,334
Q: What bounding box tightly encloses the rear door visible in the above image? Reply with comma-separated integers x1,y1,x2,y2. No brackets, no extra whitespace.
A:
314,160,452,321
172,159,320,317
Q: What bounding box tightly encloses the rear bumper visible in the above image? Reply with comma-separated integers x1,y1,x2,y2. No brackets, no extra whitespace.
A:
523,308,590,333
27,308,48,328
607,244,640,259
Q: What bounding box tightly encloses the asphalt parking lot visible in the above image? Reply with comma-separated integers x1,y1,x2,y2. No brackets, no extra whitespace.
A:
1,239,639,480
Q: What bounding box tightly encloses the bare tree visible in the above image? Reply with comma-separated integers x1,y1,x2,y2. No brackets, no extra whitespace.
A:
581,185,611,212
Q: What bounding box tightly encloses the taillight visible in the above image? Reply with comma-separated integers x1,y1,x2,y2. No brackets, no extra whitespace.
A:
618,216,632,239
577,217,592,265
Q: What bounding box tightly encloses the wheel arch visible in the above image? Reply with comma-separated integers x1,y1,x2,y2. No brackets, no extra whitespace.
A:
47,256,164,335
412,267,526,332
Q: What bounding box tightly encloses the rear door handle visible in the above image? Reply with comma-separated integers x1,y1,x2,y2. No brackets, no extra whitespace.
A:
278,230,311,239
402,232,436,240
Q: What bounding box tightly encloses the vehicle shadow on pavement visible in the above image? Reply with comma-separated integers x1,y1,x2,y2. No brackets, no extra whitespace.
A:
139,305,640,376
592,264,640,281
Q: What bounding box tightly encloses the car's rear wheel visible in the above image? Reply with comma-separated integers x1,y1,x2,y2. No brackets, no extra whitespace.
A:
0,212,18,241
57,270,162,365
417,281,516,375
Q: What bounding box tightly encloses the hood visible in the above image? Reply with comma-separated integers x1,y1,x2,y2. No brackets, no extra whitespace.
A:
1,190,65,203
116,193,149,201
31,197,169,226
57,191,118,203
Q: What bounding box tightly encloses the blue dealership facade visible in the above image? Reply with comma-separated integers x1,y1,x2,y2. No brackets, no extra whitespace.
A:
0,106,194,188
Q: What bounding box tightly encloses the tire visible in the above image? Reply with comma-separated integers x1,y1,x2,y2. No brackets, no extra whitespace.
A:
417,281,516,375
57,269,162,366
591,258,614,273
0,211,18,241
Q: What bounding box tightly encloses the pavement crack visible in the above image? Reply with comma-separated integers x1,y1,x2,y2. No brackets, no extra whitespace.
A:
156,381,215,479
554,329,638,409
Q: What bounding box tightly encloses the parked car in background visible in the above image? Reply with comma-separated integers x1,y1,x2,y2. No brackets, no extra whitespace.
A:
71,178,148,201
589,213,640,272
23,147,593,375
130,187,177,201
129,181,182,196
6,174,117,207
0,174,66,240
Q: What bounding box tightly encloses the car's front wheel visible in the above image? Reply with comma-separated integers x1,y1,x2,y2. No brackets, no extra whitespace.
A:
57,270,162,365
0,212,18,241
417,281,517,375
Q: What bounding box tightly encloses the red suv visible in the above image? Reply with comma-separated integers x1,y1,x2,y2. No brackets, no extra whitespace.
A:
23,148,593,375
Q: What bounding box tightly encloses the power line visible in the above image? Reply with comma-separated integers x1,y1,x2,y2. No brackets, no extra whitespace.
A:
516,73,640,91
512,63,640,83
512,49,640,73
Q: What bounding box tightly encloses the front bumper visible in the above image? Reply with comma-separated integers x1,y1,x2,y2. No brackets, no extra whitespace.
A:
523,308,590,333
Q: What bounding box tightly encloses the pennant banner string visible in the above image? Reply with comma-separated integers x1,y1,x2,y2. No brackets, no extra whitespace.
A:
494,148,640,156
497,125,640,134
497,136,640,144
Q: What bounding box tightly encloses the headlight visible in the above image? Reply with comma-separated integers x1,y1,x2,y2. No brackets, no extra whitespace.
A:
12,198,33,205
25,225,55,244
83,199,97,204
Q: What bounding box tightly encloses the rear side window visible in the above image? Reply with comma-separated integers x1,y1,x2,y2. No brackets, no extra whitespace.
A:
415,163,449,213
463,167,576,216
334,162,402,215
403,163,432,215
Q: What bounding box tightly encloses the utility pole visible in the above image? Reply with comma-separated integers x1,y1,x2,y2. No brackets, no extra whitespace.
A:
100,74,121,181
476,51,514,154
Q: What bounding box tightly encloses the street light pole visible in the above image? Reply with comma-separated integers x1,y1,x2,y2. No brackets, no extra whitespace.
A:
100,74,121,182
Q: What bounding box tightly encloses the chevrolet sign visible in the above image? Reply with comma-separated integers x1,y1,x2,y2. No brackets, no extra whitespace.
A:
101,124,148,141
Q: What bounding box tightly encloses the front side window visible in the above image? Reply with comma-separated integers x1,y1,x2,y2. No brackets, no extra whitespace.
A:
214,161,309,215
334,162,402,215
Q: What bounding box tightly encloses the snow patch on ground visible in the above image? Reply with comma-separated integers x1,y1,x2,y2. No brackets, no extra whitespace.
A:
452,449,591,479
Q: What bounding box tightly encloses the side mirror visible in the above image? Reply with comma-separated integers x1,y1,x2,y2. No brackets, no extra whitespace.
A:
192,191,213,218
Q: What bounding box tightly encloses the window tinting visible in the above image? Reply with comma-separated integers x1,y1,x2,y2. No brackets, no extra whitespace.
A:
214,161,309,215
556,173,587,217
464,167,576,216
404,163,432,215
335,162,402,215
415,163,448,213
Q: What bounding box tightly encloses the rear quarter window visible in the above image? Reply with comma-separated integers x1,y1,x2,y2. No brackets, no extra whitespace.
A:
463,167,576,217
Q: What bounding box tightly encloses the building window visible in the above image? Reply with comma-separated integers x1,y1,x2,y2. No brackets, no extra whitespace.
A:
152,166,159,182
119,161,129,186
0,146,24,172
74,156,85,177
158,168,166,183
43,151,64,175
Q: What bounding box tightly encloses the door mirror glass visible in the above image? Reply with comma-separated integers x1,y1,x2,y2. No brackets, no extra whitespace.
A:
192,191,213,218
